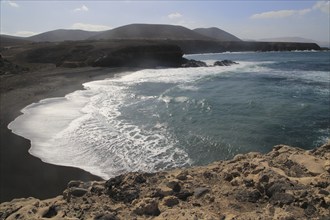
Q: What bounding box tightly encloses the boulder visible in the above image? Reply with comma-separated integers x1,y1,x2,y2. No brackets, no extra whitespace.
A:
182,59,208,67
163,196,179,207
70,187,88,197
194,187,210,198
214,60,238,66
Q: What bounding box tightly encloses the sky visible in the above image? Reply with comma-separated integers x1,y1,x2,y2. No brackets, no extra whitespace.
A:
1,0,329,43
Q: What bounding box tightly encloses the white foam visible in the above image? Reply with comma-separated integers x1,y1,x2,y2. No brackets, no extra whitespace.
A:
7,61,269,179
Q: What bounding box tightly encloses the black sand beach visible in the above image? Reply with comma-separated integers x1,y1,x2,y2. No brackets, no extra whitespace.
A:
0,66,134,202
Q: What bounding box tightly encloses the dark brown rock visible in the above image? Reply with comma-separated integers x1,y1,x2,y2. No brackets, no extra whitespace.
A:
194,187,210,198
213,60,238,66
181,59,207,67
163,196,179,207
236,190,262,203
94,213,119,220
166,180,181,192
270,193,295,205
70,187,88,197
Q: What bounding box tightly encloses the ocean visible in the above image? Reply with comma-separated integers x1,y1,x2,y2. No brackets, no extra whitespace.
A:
9,51,330,179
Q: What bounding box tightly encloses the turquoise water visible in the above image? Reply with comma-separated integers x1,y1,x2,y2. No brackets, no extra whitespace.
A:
9,51,330,179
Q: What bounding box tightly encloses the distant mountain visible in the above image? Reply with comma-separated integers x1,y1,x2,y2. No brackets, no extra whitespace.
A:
0,35,31,47
89,24,213,41
193,27,241,42
27,29,101,42
259,37,329,48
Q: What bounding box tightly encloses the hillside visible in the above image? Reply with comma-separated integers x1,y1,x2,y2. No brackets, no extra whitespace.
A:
27,29,101,42
259,37,329,48
89,24,213,41
0,35,31,47
193,27,241,41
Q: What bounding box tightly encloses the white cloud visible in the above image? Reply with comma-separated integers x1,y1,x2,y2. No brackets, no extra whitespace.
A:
298,8,312,15
74,5,89,12
251,1,329,19
71,23,111,31
168,12,183,19
313,1,330,14
251,10,297,19
15,31,39,37
1,31,39,37
8,1,19,7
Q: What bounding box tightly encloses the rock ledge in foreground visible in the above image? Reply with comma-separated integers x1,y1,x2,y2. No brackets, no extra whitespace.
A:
1,144,329,220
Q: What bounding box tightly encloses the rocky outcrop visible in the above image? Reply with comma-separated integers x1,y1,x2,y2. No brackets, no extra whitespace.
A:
1,143,329,219
214,60,238,66
22,41,186,68
181,59,238,68
181,59,207,67
92,44,184,68
4,39,321,72
0,54,29,75
169,40,321,54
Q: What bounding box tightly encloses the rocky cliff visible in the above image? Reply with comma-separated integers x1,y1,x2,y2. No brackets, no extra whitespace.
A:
1,144,329,220
170,40,321,54
1,39,321,73
16,40,186,68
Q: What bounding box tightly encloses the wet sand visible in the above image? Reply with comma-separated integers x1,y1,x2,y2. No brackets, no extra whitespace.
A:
0,66,134,202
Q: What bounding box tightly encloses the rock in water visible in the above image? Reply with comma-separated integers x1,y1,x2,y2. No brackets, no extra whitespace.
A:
214,60,238,66
181,59,208,67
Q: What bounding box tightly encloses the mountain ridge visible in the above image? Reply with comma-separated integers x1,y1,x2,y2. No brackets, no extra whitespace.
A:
193,27,241,42
89,23,214,41
259,37,329,48
26,29,101,42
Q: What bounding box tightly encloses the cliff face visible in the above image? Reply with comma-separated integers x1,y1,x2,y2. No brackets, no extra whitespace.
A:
92,44,184,68
1,144,329,219
0,39,321,73
20,41,185,68
171,40,321,54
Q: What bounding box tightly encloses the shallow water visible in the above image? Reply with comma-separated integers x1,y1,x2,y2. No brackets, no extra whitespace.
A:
9,51,330,179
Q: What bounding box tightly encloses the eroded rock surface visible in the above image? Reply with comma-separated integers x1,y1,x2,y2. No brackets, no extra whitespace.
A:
1,144,329,219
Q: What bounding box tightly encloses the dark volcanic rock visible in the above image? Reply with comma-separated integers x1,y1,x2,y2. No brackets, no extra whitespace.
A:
163,196,179,207
70,187,88,197
93,44,184,68
266,182,290,197
166,180,181,192
94,213,119,220
174,190,193,201
214,60,238,66
236,190,262,203
194,187,210,198
42,205,58,218
270,193,295,205
105,173,149,203
181,59,207,67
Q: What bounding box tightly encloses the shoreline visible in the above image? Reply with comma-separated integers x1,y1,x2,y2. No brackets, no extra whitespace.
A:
0,66,136,202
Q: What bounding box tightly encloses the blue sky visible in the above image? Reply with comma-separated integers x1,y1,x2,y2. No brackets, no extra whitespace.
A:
1,1,329,43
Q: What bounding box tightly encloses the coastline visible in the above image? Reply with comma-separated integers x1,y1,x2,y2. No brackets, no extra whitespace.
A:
0,66,136,202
